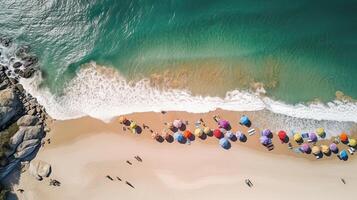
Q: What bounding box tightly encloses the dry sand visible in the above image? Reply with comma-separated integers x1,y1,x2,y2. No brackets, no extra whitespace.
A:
6,110,357,200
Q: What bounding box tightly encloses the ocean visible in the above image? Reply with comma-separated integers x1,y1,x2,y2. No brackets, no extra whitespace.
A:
0,0,357,127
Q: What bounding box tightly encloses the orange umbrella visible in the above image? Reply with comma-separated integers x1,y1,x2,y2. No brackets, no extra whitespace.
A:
183,130,193,139
340,132,348,143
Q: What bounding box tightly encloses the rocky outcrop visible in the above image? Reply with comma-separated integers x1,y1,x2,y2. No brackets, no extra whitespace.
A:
0,38,50,180
28,160,51,180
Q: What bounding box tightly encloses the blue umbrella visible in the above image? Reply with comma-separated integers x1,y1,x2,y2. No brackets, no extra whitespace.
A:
219,138,231,149
240,116,250,126
174,132,185,143
235,131,245,140
340,150,348,160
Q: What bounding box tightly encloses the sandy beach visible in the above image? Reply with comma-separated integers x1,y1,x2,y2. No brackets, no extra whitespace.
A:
4,109,357,200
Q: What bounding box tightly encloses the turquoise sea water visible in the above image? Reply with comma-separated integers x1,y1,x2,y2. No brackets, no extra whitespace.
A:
1,0,356,105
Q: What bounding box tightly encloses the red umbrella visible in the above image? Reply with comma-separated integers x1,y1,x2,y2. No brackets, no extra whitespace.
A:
278,130,287,142
213,129,223,139
183,130,193,139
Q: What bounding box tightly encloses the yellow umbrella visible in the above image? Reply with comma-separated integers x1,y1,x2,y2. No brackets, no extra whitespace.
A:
118,116,127,124
203,127,211,134
130,121,137,129
312,146,321,155
294,133,302,142
321,145,330,154
349,139,357,147
316,128,325,137
194,128,203,137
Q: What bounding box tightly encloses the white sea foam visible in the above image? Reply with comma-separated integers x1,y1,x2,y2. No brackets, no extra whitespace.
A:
20,62,357,125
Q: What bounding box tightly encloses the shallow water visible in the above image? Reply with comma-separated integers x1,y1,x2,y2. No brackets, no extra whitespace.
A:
1,0,357,121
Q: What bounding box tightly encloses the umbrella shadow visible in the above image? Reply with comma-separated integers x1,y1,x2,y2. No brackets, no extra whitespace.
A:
282,137,289,143
179,124,186,131
156,136,164,143
124,121,131,126
206,131,213,137
135,126,142,134
332,149,339,154
199,134,207,140
188,134,195,141
170,127,178,132
240,121,251,128
324,151,332,157
165,135,174,143
229,135,237,142
239,135,247,143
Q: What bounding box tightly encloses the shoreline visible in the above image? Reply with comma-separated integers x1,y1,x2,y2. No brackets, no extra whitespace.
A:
4,109,357,200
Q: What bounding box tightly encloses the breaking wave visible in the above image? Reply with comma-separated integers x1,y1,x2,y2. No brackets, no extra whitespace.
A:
20,62,357,124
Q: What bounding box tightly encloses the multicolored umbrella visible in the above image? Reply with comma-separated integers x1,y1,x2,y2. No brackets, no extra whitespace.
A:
312,146,321,155
203,127,211,135
183,130,193,139
194,128,203,137
329,143,338,153
261,129,272,138
321,145,330,154
219,138,231,149
278,130,287,142
218,119,230,130
316,128,326,138
236,131,246,142
260,136,271,145
294,133,302,142
240,116,250,126
309,133,318,142
340,150,348,160
173,120,183,128
300,144,311,153
213,129,223,139
348,139,357,147
174,132,185,143
340,133,349,143
225,131,234,140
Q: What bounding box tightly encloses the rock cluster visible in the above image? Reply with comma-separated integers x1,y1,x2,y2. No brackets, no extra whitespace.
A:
28,160,51,180
0,39,50,180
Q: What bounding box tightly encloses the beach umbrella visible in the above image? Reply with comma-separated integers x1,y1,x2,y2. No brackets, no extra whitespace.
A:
118,116,127,124
329,143,338,153
259,136,271,146
294,133,302,142
312,146,321,155
278,130,287,142
219,138,230,149
130,121,137,129
321,145,330,154
240,116,250,126
300,144,311,153
173,120,183,129
261,129,272,138
236,131,246,142
309,133,318,142
340,133,348,143
203,127,211,135
340,150,348,160
162,131,171,140
218,119,230,130
183,130,193,139
348,139,357,147
225,131,234,140
316,128,326,138
194,128,203,137
174,132,185,143
213,129,223,139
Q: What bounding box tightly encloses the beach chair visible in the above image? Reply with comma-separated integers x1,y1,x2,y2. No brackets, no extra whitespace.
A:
266,143,274,151
248,128,256,136
348,148,354,155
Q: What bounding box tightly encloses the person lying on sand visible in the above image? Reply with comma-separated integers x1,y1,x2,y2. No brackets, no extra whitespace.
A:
126,160,132,165
134,156,142,162
116,177,122,181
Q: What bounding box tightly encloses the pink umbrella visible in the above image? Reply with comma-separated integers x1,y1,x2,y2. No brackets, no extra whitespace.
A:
173,120,183,128
300,144,311,153
218,119,230,130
